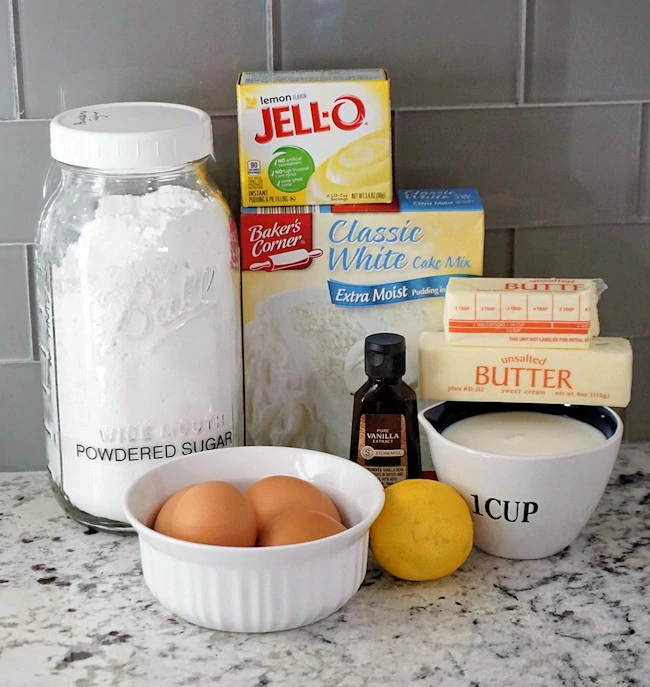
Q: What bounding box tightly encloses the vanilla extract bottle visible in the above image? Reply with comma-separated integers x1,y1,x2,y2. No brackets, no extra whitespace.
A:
350,333,422,487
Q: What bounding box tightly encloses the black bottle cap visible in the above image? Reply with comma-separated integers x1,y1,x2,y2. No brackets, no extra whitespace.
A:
365,332,406,378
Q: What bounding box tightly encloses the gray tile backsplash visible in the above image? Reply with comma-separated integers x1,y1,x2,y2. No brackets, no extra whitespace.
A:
278,0,520,108
626,337,650,442
0,246,32,361
0,120,50,243
638,103,650,219
2,0,650,470
210,116,240,212
514,224,650,337
0,363,45,470
0,1,16,119
527,0,650,103
483,229,514,278
17,0,268,117
394,105,641,229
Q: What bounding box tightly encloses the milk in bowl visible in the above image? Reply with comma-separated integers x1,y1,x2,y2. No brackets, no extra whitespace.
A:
441,410,606,456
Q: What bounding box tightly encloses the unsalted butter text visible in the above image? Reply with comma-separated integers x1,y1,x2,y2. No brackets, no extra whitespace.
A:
475,365,572,389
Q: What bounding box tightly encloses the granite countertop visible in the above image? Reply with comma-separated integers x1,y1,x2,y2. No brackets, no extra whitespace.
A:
1,445,649,687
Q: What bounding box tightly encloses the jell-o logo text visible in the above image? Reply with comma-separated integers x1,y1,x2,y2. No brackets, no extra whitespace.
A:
254,95,367,144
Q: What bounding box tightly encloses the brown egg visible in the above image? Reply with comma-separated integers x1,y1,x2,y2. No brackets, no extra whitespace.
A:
166,481,257,547
246,475,342,530
153,485,193,537
258,510,347,546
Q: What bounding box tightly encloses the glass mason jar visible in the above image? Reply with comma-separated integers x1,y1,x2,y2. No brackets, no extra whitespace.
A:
35,103,243,532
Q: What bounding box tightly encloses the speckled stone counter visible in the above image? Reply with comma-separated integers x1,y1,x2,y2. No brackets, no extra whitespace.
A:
1,444,649,687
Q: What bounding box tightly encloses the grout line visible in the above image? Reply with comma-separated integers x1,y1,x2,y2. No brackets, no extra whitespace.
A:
625,335,639,442
636,103,648,219
510,227,518,277
7,0,24,118
604,329,650,339
396,102,520,113
390,109,397,186
507,227,516,278
0,118,49,125
0,241,35,247
24,244,39,362
206,109,237,118
11,217,650,235
0,358,38,365
4,101,648,121
501,217,650,231
271,0,282,70
515,0,527,105
5,221,647,239
265,0,274,71
393,100,645,113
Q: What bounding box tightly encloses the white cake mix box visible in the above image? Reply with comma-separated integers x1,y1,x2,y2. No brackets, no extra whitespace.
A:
241,190,485,463
237,69,392,207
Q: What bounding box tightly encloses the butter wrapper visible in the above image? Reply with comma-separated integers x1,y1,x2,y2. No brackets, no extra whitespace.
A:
443,277,603,349
419,332,632,407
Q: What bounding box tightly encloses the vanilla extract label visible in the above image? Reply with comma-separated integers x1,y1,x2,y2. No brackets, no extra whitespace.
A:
357,413,406,487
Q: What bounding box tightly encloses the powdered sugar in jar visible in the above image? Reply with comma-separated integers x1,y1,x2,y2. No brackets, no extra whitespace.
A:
35,103,243,532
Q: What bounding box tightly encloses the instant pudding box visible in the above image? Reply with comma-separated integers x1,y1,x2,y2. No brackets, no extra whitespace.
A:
237,69,392,207
240,190,485,464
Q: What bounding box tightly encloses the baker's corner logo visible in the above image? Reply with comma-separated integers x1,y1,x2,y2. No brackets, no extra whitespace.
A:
240,212,322,272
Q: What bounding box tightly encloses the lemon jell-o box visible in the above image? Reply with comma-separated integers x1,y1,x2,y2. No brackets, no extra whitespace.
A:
444,277,602,348
237,69,392,207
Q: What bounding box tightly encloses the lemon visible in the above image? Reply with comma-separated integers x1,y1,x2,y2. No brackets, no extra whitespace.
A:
369,479,473,581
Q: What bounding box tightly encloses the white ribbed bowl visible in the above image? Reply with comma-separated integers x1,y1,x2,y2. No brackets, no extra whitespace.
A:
123,446,385,633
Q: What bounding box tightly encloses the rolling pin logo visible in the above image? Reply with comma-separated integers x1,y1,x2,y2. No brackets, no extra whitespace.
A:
241,210,323,271
250,248,324,272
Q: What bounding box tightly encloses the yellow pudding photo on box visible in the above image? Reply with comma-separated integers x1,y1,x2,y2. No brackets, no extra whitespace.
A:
237,69,392,207
240,189,484,458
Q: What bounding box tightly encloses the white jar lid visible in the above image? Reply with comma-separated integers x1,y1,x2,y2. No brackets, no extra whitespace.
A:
50,102,213,171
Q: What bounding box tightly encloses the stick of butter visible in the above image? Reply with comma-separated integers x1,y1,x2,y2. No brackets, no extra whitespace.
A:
419,332,632,406
443,277,601,348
